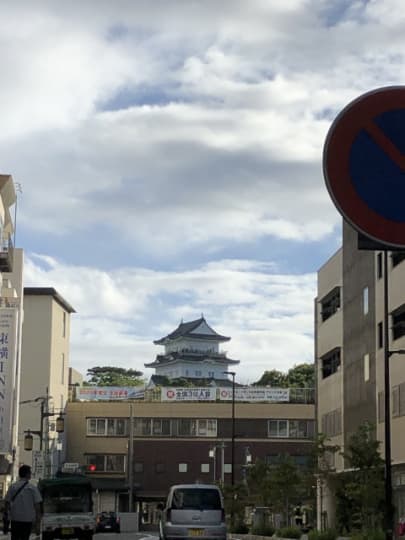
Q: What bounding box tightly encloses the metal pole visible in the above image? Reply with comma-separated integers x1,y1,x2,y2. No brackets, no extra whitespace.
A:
231,373,235,486
212,447,216,483
39,400,44,451
128,404,134,512
383,251,393,540
221,442,225,485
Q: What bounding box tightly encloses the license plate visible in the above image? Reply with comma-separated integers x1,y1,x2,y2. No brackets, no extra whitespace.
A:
189,529,204,536
61,528,74,535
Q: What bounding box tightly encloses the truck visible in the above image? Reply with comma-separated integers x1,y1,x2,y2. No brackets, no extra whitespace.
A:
38,474,96,540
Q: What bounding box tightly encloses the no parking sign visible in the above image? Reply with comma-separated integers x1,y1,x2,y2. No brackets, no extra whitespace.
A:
323,86,405,247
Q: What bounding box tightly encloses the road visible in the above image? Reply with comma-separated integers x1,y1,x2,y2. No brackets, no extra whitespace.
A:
96,532,159,540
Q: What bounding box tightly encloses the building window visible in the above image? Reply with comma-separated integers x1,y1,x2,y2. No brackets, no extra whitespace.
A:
208,371,215,378
364,353,370,382
377,252,383,279
134,418,152,436
363,287,369,315
201,463,210,473
400,382,405,417
87,418,128,436
321,409,342,437
392,387,399,418
177,419,217,437
179,463,188,473
195,370,202,377
61,353,65,384
152,419,171,436
378,391,385,423
134,462,144,473
321,348,341,378
392,252,405,267
86,454,125,473
320,287,340,322
268,419,315,439
268,419,288,438
224,464,232,474
378,322,383,349
392,305,405,340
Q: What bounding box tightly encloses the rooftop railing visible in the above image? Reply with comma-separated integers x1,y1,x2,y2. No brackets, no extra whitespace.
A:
71,385,315,404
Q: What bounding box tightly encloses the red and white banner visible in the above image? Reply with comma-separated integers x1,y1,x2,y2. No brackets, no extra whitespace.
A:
161,387,216,401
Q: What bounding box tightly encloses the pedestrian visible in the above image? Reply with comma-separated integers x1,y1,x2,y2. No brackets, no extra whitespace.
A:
4,465,42,540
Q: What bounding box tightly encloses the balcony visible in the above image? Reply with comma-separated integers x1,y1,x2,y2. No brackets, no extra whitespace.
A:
0,237,13,272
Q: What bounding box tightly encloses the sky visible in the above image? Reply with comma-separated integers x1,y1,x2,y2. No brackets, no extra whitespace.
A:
1,0,403,384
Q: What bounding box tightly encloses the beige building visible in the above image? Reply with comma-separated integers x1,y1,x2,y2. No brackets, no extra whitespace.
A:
19,287,76,477
316,222,405,529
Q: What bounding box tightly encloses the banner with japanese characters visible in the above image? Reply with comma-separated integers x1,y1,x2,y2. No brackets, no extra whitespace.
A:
161,387,216,401
218,387,290,402
76,386,146,400
0,308,18,452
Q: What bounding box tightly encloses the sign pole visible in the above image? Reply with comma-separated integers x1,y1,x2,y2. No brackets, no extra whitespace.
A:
323,87,405,538
383,251,393,540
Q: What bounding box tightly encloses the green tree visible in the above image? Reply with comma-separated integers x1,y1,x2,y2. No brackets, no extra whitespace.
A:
336,422,385,533
85,366,144,386
247,455,305,527
246,459,272,506
267,455,303,526
253,369,287,387
286,363,315,388
253,363,315,388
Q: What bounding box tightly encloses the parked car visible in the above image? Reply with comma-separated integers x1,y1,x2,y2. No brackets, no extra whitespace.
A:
95,512,120,533
158,484,227,540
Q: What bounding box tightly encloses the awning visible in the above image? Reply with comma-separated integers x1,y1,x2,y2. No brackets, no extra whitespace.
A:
90,478,140,491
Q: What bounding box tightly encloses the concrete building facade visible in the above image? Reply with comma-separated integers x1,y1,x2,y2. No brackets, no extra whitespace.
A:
316,221,405,528
65,394,315,523
19,287,76,477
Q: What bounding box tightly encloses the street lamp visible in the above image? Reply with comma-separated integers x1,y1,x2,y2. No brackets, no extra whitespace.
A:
209,447,216,482
21,396,65,451
223,371,236,486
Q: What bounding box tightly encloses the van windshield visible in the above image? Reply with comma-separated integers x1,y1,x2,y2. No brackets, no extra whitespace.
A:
171,489,221,510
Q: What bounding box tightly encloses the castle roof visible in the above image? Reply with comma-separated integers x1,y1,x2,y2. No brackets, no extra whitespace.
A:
145,350,240,369
154,316,230,345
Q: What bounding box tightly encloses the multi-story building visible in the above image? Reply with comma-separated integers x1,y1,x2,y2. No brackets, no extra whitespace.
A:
19,287,76,477
65,393,315,521
0,175,22,495
65,317,315,525
316,221,405,528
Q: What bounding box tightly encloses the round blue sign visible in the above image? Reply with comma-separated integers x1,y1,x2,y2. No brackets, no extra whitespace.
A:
323,86,405,248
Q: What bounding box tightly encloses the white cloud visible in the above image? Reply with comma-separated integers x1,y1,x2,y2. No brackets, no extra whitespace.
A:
24,254,316,383
1,0,402,387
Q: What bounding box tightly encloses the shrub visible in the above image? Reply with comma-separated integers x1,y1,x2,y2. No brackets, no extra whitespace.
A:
251,524,275,537
276,526,302,538
349,530,384,540
308,529,338,540
231,521,250,534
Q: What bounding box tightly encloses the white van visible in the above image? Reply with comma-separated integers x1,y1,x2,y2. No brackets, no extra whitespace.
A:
159,484,227,540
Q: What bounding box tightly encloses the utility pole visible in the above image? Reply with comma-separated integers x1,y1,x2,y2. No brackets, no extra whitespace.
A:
128,404,134,512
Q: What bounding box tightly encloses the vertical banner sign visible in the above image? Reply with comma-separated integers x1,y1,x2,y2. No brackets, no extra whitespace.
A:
0,309,17,452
